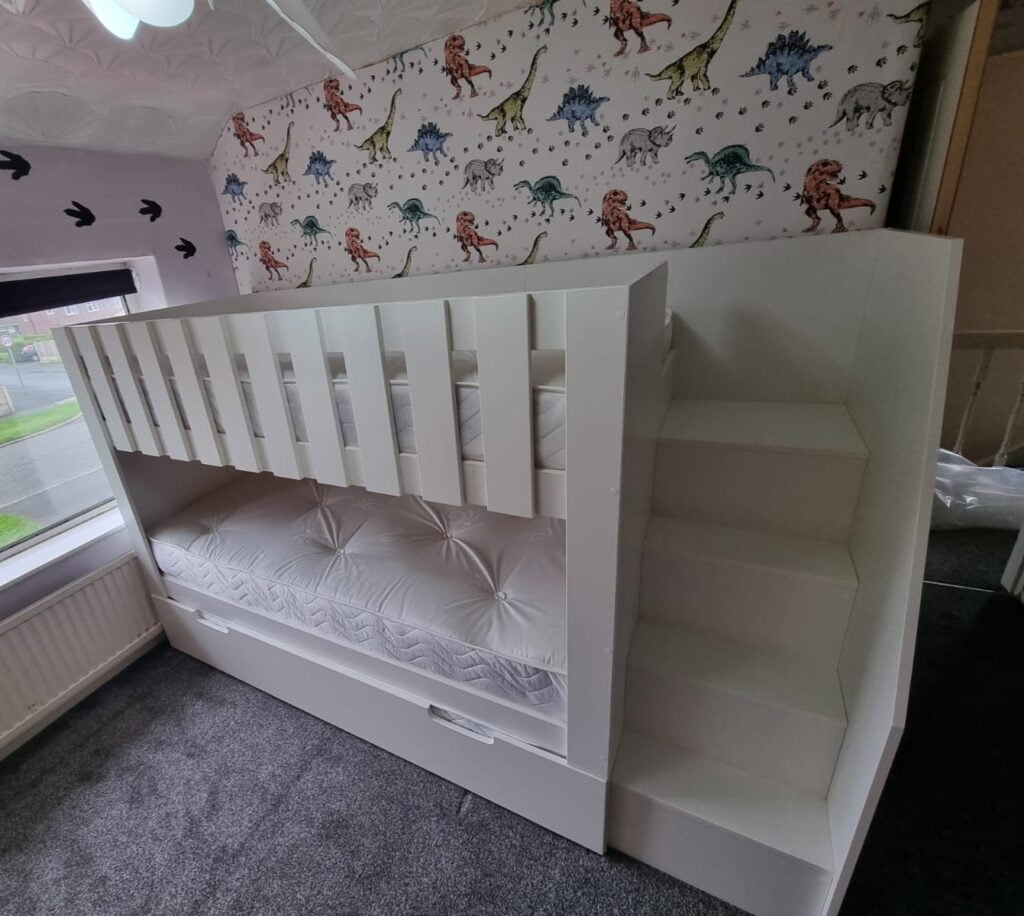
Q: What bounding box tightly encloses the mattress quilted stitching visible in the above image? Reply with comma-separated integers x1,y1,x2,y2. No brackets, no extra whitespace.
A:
161,360,567,470
149,477,568,717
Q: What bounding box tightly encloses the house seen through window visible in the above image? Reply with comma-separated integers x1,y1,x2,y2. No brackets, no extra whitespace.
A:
0,296,127,553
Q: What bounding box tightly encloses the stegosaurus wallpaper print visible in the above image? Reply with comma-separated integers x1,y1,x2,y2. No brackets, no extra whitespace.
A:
210,0,926,293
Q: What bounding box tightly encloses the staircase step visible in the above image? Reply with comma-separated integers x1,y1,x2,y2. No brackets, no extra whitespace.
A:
625,622,846,794
659,399,868,458
642,517,857,663
610,731,833,916
654,400,867,540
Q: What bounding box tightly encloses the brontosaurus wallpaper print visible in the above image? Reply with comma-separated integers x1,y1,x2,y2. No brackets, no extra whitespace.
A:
210,0,925,293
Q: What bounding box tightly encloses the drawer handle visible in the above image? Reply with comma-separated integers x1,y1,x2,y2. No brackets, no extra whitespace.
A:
195,612,230,634
427,706,495,745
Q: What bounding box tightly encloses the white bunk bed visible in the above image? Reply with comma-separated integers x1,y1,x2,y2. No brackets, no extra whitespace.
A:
54,259,673,851
56,230,962,916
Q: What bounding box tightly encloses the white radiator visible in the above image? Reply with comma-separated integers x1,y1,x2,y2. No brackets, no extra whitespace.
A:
0,553,161,760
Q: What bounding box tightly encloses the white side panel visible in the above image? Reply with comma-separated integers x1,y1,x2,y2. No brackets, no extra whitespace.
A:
192,316,260,473
283,310,349,487
155,319,222,466
565,285,630,778
157,595,606,852
230,313,301,479
70,325,134,452
608,264,673,778
824,233,962,915
124,322,190,462
474,294,534,517
96,323,160,456
399,299,463,506
324,305,402,496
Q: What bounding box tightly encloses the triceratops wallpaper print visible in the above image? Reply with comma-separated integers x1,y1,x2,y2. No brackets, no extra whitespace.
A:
210,0,925,293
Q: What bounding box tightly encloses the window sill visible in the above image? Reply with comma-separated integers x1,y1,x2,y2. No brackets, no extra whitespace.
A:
0,508,124,593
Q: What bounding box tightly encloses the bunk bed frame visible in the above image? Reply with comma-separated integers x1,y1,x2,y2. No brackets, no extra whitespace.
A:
54,258,673,851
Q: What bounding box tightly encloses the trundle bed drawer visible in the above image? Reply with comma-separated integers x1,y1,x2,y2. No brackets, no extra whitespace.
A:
156,596,607,852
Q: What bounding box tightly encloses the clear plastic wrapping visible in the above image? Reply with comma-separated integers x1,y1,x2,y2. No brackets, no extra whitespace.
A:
932,449,1024,530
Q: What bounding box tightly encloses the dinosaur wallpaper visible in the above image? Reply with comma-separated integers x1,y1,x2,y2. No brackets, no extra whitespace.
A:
210,0,926,293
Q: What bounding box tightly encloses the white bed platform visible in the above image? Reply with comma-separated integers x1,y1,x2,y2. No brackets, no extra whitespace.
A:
56,257,674,853
57,229,962,916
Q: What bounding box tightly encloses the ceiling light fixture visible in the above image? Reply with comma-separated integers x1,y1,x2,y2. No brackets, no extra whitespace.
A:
80,0,357,81
80,0,194,40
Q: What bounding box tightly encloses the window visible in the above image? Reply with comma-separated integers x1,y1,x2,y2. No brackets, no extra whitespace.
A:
0,295,128,554
86,303,100,312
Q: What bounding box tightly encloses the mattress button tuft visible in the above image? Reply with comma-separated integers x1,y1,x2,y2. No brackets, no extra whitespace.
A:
495,591,507,600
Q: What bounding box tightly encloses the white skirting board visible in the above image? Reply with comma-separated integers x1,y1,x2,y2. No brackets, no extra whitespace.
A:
0,553,162,761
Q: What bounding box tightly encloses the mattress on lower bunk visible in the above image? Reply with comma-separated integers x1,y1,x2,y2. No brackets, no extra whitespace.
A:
161,350,568,470
149,475,568,717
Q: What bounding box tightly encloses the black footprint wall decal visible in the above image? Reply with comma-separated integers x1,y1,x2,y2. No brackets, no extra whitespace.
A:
0,150,30,180
139,199,163,221
175,238,197,259
63,201,95,227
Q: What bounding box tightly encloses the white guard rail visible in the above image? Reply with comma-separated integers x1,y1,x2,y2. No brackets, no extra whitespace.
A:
55,294,566,519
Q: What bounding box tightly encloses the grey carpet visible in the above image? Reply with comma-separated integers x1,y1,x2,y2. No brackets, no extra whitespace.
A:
841,567,1024,913
924,528,1018,591
0,645,743,916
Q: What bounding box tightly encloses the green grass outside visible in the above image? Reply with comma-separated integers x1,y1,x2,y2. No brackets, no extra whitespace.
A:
0,513,41,548
0,399,82,446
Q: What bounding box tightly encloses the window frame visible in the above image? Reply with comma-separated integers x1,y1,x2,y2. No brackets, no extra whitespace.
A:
0,276,137,561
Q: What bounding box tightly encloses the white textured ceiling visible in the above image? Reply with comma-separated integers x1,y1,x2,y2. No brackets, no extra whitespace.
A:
0,0,527,158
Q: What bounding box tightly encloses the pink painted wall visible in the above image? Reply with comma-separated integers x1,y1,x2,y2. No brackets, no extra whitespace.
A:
0,142,237,306
0,142,236,619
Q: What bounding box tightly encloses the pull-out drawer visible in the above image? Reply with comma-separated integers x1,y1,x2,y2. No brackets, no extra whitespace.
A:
156,595,606,852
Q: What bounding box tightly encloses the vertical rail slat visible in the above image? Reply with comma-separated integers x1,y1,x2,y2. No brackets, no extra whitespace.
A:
400,299,463,506
156,319,222,466
70,325,134,452
231,313,301,479
193,316,260,473
285,310,348,486
124,322,190,462
564,284,631,778
953,346,994,455
96,323,161,456
994,372,1024,468
326,305,401,495
474,293,534,517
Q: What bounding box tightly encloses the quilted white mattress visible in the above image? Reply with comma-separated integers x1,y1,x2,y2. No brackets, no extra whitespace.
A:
149,475,568,717
159,350,568,470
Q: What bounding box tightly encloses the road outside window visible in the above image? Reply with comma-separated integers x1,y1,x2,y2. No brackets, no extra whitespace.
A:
0,297,126,552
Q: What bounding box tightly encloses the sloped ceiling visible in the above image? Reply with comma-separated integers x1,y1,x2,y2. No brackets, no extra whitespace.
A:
0,0,527,158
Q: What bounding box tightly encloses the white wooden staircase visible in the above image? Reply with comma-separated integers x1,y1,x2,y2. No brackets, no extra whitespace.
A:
609,399,868,916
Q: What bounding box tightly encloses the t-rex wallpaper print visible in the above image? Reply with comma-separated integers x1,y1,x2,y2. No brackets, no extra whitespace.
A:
210,0,925,293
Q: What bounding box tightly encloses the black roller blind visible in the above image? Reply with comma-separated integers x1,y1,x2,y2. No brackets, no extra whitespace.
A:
0,269,137,318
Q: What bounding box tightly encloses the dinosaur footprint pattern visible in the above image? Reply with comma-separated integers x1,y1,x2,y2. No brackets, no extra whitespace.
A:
211,0,919,291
